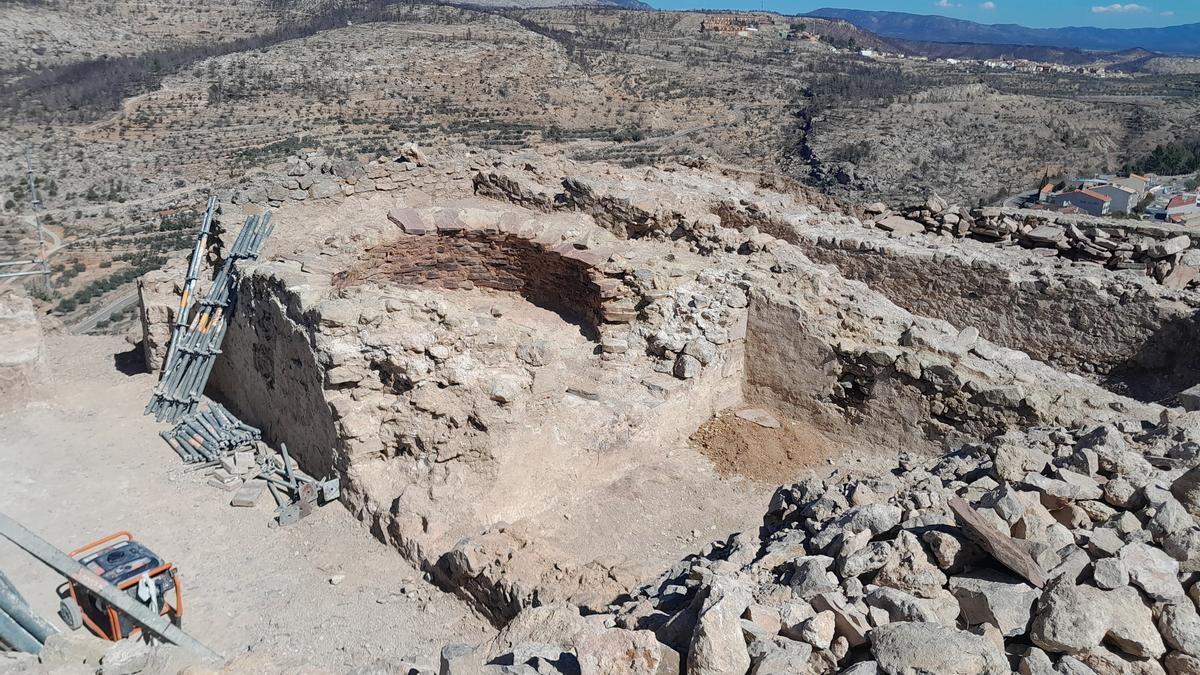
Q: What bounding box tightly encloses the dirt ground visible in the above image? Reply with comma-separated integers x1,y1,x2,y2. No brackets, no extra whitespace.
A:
690,408,840,484
0,336,492,672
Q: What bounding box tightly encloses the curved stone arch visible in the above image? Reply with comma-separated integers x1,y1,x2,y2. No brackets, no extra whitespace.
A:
333,207,636,338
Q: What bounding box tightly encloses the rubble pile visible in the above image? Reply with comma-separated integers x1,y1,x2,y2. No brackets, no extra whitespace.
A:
868,198,1199,289
431,416,1200,675
600,417,1200,675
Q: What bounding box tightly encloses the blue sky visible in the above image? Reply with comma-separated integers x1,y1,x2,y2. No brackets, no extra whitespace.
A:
642,0,1198,28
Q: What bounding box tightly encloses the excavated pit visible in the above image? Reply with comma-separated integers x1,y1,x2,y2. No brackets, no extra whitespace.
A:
169,153,1171,627
333,209,614,340
796,238,1200,404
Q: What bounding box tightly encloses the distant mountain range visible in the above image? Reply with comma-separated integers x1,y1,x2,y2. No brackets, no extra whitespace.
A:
805,8,1200,56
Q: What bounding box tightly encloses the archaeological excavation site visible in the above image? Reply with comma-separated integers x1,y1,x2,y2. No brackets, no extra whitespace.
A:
8,143,1200,675
128,144,1200,674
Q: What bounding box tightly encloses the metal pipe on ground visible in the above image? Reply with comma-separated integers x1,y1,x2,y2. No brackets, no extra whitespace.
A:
0,512,223,664
0,573,57,644
0,607,41,654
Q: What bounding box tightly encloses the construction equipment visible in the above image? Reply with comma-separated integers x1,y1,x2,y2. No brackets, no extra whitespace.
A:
160,402,262,463
56,532,182,642
263,444,340,526
0,512,221,664
146,210,273,423
164,196,217,370
0,570,56,654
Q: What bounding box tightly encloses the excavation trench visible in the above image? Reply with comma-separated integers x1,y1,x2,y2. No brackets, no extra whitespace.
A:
716,205,1200,404
195,193,1163,625
205,263,1064,624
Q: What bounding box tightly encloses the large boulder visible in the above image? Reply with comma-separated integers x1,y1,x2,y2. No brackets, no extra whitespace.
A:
948,569,1039,637
576,628,680,675
869,622,1008,674
1030,578,1108,654
688,576,751,675
0,290,45,399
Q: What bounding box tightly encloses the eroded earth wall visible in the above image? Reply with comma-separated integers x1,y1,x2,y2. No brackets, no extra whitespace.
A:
209,269,340,479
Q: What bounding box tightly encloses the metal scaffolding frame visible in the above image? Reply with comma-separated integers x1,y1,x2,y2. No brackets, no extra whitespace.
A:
0,150,52,285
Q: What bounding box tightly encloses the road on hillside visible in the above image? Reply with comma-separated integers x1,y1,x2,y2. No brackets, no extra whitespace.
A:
72,288,139,334
996,190,1036,208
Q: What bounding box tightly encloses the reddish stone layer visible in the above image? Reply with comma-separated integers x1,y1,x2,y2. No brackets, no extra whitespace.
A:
334,208,637,335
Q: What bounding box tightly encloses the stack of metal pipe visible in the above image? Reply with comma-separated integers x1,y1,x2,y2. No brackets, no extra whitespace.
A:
164,196,217,369
159,403,262,464
145,211,273,423
0,571,56,654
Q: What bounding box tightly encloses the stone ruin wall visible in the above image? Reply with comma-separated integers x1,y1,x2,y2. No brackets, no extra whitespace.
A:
227,147,479,209
336,207,637,337
799,238,1200,397
199,251,751,621
0,291,46,403
208,269,341,481
705,195,1200,399
741,264,1158,464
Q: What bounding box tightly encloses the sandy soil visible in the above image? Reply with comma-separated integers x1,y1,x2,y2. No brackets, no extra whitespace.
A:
0,336,492,672
691,408,840,484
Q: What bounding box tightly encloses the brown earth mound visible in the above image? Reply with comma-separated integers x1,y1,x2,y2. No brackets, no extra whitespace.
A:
690,408,836,483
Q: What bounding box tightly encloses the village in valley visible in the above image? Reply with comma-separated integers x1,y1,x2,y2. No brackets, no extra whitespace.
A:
1031,171,1200,224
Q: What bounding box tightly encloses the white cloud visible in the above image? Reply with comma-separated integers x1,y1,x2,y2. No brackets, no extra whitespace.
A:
935,0,961,7
1161,10,1175,16
1091,3,1151,13
980,1,996,8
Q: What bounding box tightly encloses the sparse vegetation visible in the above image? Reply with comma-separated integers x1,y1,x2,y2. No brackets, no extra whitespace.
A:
1125,138,1200,176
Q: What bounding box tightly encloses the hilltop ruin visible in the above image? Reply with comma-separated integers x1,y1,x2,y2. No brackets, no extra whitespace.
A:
132,146,1200,674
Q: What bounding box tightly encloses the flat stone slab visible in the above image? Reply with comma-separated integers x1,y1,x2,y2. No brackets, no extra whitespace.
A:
1179,384,1200,412
735,408,780,429
875,215,924,236
950,497,1047,588
1147,234,1191,259
1024,225,1064,246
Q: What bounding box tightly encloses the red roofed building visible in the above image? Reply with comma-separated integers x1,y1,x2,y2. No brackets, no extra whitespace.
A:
1051,189,1111,217
1038,183,1055,204
1167,193,1200,219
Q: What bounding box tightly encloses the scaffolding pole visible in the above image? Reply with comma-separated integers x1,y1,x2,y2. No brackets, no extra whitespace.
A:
23,149,51,290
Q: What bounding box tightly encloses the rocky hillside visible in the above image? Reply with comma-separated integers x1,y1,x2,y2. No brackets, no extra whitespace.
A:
3,4,1199,331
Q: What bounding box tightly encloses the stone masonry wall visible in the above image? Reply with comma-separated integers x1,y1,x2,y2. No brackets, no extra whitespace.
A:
870,199,1200,289
0,291,45,403
228,144,479,208
795,234,1200,399
337,207,637,337
208,269,341,479
744,285,1039,458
